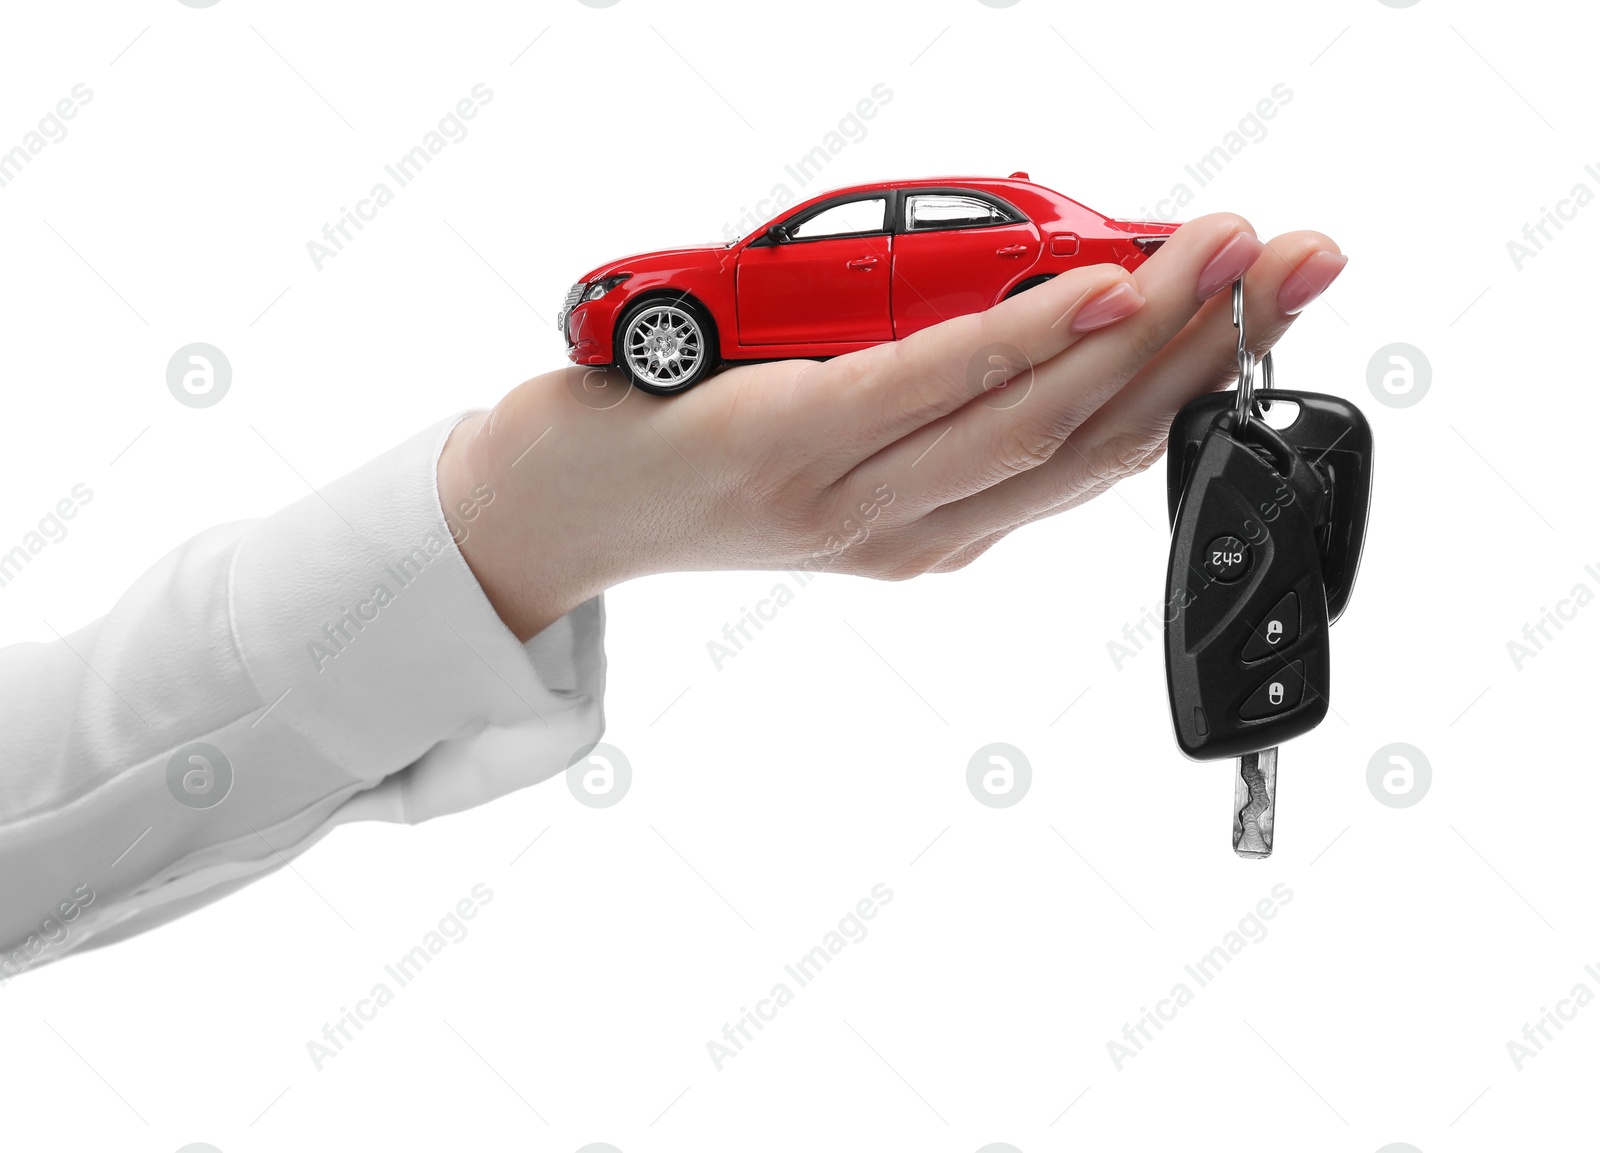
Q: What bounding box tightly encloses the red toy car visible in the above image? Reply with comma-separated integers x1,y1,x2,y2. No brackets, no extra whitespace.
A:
556,173,1178,394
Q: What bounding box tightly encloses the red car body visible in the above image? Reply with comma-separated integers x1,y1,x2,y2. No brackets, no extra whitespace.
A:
557,174,1178,391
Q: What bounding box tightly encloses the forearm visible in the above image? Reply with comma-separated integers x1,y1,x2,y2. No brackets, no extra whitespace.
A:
0,415,606,972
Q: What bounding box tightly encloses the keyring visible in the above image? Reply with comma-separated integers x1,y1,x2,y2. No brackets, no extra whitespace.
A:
1231,279,1273,426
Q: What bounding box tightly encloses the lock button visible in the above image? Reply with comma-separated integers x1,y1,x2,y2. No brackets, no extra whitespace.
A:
1239,660,1306,720
1241,591,1300,662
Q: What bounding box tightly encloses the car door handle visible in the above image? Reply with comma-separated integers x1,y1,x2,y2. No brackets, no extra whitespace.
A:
996,244,1028,257
846,257,879,270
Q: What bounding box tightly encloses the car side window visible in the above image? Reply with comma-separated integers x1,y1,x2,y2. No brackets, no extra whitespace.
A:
789,197,887,240
905,194,1009,231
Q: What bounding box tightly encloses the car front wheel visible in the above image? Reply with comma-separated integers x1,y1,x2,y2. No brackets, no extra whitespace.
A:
617,299,716,395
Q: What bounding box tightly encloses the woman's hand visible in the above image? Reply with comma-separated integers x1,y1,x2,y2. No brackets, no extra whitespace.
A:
439,213,1345,641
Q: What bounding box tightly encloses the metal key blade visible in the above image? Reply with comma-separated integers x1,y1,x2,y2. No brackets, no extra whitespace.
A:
1233,748,1277,858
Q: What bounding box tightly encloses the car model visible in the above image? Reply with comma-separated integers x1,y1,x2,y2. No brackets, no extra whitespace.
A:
555,173,1179,394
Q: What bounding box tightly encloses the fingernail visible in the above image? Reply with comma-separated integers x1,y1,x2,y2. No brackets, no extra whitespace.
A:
1071,282,1145,333
1277,251,1348,314
1195,232,1265,301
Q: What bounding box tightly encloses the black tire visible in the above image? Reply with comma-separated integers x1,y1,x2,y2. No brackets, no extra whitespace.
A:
1003,274,1056,300
614,295,718,395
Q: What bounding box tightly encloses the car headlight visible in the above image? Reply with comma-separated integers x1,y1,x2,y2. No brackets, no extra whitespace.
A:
583,274,631,302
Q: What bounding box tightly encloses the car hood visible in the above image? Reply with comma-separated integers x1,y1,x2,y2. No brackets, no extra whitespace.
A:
577,244,729,283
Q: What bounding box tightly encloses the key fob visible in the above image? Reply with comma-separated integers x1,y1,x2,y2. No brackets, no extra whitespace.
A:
1167,389,1373,622
1164,411,1331,760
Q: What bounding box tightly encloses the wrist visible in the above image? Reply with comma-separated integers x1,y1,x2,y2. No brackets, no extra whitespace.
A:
436,374,648,642
437,410,563,642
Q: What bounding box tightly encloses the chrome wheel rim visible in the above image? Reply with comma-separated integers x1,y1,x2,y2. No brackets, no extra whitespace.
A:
624,305,703,388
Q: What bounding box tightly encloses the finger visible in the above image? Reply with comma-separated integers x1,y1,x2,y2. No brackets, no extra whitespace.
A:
1080,231,1346,446
794,259,1141,478
918,231,1344,561
849,213,1261,517
925,470,1134,574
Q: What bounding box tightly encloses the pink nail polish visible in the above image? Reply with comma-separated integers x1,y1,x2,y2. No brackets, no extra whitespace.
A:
1195,233,1265,301
1072,282,1145,332
1278,251,1348,314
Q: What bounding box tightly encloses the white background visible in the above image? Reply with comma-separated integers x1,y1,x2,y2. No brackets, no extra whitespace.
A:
1,1,1595,1150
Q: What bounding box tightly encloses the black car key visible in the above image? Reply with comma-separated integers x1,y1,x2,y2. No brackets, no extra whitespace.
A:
1164,408,1332,758
1163,282,1373,858
1166,387,1373,625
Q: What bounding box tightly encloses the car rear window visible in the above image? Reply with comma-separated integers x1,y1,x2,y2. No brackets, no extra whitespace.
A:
906,194,1010,231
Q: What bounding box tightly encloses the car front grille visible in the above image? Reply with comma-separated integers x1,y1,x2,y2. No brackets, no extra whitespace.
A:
557,282,586,333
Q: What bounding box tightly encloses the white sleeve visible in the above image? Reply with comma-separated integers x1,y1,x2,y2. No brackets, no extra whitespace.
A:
0,415,606,974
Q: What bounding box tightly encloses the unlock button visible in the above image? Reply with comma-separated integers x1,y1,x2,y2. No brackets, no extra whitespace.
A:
1240,660,1306,720
1241,591,1300,662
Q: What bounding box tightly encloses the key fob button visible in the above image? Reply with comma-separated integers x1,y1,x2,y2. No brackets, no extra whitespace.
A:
1203,535,1251,582
1239,660,1306,720
1241,591,1300,662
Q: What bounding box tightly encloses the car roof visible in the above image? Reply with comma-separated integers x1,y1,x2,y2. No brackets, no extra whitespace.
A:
832,175,1071,204
735,176,1101,246
829,175,1044,195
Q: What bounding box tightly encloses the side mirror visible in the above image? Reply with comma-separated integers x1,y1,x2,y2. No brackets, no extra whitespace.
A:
765,224,787,245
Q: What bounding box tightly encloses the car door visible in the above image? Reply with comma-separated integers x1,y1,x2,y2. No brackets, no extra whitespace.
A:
735,195,893,346
890,191,1041,338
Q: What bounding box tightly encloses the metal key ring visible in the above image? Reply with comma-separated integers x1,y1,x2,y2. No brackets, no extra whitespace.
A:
1233,279,1254,426
1232,279,1275,426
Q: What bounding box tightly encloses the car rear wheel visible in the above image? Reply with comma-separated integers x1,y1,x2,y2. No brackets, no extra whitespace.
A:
617,298,716,395
1004,274,1056,300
